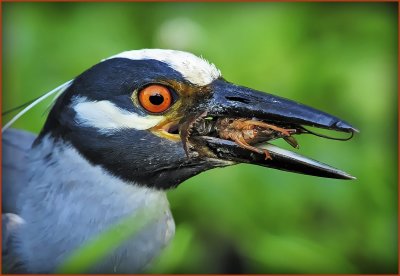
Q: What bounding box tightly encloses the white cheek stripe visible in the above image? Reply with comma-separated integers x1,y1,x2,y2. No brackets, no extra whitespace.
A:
73,98,163,132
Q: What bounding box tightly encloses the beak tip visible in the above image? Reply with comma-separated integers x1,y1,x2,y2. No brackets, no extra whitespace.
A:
334,121,359,133
345,174,357,180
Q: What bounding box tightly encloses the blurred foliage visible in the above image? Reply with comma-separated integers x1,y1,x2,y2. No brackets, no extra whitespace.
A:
3,2,397,274
56,203,162,273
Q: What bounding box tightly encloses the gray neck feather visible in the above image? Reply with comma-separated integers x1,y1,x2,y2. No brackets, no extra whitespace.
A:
15,136,175,273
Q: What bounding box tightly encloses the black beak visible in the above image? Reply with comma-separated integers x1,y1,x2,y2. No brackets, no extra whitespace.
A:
207,79,357,133
182,79,357,180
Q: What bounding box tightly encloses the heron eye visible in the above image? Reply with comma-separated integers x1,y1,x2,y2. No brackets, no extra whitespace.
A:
138,84,172,113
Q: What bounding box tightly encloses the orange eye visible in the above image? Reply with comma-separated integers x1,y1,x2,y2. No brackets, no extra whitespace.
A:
138,84,173,113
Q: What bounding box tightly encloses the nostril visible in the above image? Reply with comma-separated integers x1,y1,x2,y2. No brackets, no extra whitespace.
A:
225,96,250,104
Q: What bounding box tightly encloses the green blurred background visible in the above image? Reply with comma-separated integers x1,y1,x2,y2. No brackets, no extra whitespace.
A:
3,2,398,274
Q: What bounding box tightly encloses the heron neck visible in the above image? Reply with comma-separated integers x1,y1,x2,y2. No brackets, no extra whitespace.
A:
17,136,173,272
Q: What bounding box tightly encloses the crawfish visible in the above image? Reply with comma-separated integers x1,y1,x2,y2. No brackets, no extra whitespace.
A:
215,118,298,160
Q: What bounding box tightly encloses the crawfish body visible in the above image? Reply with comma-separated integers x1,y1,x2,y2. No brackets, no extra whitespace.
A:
187,115,299,160
215,118,298,160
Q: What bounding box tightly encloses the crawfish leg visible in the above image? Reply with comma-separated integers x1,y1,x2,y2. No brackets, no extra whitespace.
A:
244,120,293,136
233,135,272,160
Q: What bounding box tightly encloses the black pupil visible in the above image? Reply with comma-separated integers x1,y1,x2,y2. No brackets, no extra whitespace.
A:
149,93,164,105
